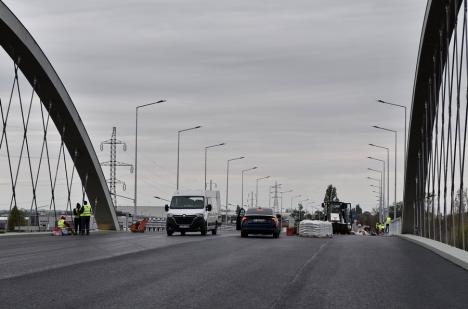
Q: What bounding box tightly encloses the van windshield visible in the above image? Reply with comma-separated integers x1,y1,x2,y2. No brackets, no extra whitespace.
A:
170,196,204,209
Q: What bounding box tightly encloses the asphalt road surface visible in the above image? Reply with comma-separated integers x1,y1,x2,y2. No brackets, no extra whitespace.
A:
1,231,467,309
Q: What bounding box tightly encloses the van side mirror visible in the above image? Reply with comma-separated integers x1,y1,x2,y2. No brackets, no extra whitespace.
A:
206,204,212,211
165,204,169,212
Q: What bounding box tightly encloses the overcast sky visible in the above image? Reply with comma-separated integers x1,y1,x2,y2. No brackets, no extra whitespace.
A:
0,0,427,212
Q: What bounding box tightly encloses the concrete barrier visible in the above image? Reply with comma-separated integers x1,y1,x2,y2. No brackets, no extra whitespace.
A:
399,234,468,270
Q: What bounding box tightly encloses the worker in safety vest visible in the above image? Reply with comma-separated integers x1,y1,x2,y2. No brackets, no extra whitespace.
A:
57,216,66,229
385,216,391,234
57,215,73,235
73,203,81,235
80,201,92,235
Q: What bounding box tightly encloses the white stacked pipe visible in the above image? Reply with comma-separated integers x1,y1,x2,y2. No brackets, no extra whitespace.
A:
298,220,333,238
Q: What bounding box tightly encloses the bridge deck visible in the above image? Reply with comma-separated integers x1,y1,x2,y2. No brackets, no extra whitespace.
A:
0,233,466,308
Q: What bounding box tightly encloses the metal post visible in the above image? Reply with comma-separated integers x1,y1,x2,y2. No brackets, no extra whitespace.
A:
134,100,165,220
375,101,407,219
176,125,202,190
241,170,244,207
225,160,229,225
255,176,270,207
204,143,225,190
394,131,397,220
225,156,244,225
177,131,180,190
241,167,257,208
255,179,259,207
204,147,207,190
134,108,138,220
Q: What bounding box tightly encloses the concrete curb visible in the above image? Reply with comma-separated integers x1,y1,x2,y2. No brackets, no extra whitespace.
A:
398,234,468,271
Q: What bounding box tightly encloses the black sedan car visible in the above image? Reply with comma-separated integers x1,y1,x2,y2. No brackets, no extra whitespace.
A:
240,208,281,238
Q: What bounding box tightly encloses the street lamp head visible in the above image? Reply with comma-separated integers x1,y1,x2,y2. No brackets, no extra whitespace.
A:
229,156,245,162
179,125,202,133
206,142,226,149
155,99,166,104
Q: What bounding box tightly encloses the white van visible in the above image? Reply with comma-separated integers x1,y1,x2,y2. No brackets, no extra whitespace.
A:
165,190,220,236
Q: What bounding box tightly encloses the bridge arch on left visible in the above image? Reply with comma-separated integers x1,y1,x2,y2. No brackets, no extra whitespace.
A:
0,1,119,230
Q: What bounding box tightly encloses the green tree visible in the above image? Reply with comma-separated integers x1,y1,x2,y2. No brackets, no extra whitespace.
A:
323,184,339,203
7,206,26,232
314,210,325,220
355,204,362,215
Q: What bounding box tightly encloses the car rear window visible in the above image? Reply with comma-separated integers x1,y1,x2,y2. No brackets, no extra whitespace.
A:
245,208,273,216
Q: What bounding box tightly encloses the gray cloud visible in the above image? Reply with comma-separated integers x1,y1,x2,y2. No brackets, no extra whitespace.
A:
0,0,426,211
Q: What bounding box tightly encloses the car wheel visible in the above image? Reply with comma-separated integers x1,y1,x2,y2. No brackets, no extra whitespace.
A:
241,231,248,238
212,224,218,235
166,230,173,236
273,232,279,238
201,224,207,236
180,231,186,236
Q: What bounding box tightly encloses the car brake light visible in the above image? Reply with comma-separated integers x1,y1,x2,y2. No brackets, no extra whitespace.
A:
241,217,248,222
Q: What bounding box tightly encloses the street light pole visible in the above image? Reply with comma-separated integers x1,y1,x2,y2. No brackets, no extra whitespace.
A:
255,176,270,207
369,177,382,221
368,168,383,220
290,194,301,212
368,156,386,219
373,125,398,220
134,99,166,220
369,144,390,221
241,167,257,208
377,100,407,216
226,156,245,225
177,125,202,190
204,142,225,190
279,189,293,215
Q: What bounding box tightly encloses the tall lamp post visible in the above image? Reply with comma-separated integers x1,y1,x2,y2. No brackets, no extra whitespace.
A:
279,189,293,215
368,156,386,216
134,99,166,220
290,194,301,212
369,178,382,221
255,176,270,207
241,167,257,208
368,168,383,220
177,125,202,190
369,144,390,220
373,125,398,220
204,142,225,190
226,156,245,224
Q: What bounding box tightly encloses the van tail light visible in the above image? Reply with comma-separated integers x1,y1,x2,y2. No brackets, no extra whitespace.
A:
241,217,248,222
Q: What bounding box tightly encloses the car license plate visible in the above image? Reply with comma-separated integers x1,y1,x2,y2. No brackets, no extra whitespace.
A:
253,219,265,222
179,225,190,228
